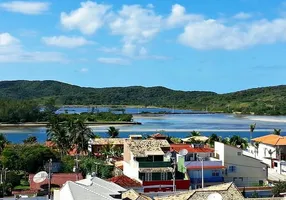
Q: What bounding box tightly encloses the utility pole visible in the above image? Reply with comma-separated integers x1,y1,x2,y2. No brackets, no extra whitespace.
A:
48,159,52,200
171,156,176,192
74,154,80,181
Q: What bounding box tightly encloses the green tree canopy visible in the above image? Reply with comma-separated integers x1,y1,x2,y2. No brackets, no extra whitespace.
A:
107,127,119,138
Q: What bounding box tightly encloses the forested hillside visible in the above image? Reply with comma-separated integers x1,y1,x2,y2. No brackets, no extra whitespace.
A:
0,80,285,115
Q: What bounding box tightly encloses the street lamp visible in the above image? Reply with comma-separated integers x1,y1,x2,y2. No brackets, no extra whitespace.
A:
198,156,204,188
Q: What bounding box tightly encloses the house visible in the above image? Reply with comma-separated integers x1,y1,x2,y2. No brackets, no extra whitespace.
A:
53,176,126,200
88,138,126,156
215,142,268,187
29,173,83,191
122,189,152,200
248,134,286,174
171,144,224,189
150,133,168,140
154,182,245,200
123,139,190,192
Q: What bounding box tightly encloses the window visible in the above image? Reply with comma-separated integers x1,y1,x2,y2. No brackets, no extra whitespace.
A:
145,173,152,181
161,172,167,180
274,162,278,167
228,166,236,173
212,170,219,176
237,152,241,156
264,148,267,157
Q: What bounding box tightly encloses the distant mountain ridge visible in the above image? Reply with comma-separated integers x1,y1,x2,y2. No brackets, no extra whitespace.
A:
0,80,285,115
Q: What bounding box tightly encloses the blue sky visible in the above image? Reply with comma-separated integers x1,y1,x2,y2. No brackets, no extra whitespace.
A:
0,0,286,93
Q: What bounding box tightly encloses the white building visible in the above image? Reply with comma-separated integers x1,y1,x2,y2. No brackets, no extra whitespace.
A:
214,142,268,187
247,134,286,175
53,176,126,200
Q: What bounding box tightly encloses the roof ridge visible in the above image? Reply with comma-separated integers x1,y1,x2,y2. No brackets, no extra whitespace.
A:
72,180,112,200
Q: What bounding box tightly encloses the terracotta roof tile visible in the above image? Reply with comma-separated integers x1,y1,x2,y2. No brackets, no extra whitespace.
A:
90,138,126,145
252,134,286,146
170,144,214,153
108,175,142,187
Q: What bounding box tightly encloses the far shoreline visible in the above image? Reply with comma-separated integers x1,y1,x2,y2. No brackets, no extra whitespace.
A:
0,121,141,128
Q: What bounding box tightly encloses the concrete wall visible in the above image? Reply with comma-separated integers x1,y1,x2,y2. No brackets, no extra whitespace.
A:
123,140,131,163
215,142,267,187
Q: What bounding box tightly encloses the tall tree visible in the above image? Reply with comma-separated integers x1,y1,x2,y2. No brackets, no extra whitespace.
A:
250,123,256,141
229,135,248,149
0,134,10,153
70,119,94,154
107,127,119,138
272,181,286,197
273,129,282,135
208,133,221,147
189,131,201,137
23,136,37,144
253,141,260,158
46,117,71,158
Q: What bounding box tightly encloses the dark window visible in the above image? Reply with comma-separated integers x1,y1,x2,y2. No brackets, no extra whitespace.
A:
212,170,219,176
229,166,236,172
274,162,278,167
237,152,242,156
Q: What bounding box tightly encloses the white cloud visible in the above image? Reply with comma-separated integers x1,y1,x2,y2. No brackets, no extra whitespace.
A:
233,12,252,20
97,57,130,65
0,33,19,46
80,68,89,72
178,18,286,50
0,1,49,15
60,1,111,35
0,33,66,63
166,4,203,28
42,36,93,48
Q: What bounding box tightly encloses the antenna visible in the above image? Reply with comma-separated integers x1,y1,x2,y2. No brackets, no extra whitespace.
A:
33,171,48,183
179,149,188,156
207,193,222,200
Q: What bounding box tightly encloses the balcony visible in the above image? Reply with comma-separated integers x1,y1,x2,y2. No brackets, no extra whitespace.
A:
190,177,224,183
139,161,171,168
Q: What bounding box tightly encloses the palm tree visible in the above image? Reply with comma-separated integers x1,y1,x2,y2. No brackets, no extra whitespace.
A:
0,133,10,153
189,131,201,137
208,133,221,147
46,117,71,158
70,119,94,154
229,135,248,149
253,141,260,158
107,126,119,138
221,137,230,145
250,123,256,141
273,129,282,135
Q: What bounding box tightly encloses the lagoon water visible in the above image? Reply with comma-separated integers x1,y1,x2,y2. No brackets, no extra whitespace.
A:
1,107,286,143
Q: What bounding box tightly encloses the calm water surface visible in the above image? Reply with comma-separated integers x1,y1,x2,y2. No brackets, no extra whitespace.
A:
1,107,286,143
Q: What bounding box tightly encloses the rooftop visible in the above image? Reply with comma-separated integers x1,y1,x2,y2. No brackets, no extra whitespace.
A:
90,138,126,145
154,182,244,200
59,176,126,200
150,133,167,139
252,134,286,146
170,144,214,153
187,166,225,170
126,139,170,157
122,189,152,200
108,175,142,188
181,136,209,143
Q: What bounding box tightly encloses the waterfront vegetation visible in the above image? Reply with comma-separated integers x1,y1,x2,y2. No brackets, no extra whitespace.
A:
1,80,286,115
0,99,133,123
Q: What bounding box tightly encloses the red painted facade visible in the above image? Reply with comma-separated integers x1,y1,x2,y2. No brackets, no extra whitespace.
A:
143,180,190,192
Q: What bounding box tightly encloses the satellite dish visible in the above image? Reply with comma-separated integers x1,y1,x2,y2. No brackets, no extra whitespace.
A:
207,193,222,200
33,171,48,183
179,149,188,156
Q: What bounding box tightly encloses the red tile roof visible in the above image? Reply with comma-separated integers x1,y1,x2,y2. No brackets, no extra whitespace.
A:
187,166,225,170
108,175,142,188
29,173,83,190
170,144,214,153
252,134,286,146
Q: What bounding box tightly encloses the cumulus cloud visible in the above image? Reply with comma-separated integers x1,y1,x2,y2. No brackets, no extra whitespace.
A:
233,12,252,20
60,1,111,35
97,57,130,65
0,33,66,63
0,1,50,15
178,18,286,50
166,4,203,28
42,36,93,48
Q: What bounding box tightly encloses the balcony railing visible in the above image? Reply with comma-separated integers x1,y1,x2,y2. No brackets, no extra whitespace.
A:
139,161,171,168
190,177,224,183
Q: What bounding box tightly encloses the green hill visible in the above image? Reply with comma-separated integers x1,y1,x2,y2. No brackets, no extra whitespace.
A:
0,80,285,115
